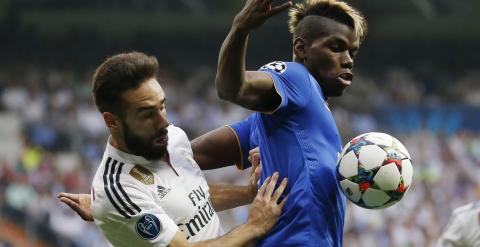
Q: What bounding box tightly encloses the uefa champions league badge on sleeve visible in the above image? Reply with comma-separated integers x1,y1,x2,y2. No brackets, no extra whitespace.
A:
260,61,287,74
135,214,162,240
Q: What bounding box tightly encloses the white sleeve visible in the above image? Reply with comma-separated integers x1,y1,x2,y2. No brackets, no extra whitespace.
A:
437,212,464,247
92,176,178,247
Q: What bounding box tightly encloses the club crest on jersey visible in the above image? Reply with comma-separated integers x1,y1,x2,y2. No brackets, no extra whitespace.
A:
130,165,154,185
260,61,287,74
135,214,162,240
157,185,172,200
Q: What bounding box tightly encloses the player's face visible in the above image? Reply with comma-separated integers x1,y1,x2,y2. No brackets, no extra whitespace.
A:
119,78,169,160
302,19,359,98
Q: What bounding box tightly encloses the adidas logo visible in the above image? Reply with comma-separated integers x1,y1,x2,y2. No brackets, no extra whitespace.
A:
157,185,171,200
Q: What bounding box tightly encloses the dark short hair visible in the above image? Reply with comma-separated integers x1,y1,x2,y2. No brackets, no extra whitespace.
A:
92,51,159,115
289,0,367,42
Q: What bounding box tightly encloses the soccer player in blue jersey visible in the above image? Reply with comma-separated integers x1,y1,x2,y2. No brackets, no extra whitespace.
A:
59,0,368,245
195,0,368,246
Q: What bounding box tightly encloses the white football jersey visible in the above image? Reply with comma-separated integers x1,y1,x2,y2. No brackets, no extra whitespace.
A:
91,125,223,247
437,202,480,247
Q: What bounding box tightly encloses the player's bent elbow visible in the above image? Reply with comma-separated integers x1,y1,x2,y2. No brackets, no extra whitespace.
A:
216,87,239,103
216,89,230,101
214,77,242,102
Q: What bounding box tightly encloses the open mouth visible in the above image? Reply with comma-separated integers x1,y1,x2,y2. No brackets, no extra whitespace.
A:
338,73,353,86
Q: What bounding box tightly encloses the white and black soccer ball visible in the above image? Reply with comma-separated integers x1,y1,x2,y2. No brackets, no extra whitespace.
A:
336,132,413,209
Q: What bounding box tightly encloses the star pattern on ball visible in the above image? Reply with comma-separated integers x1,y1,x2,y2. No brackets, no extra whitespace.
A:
260,61,287,74
336,132,413,209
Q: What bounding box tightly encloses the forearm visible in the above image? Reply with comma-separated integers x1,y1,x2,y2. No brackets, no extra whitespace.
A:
215,21,249,101
192,224,260,247
209,184,254,212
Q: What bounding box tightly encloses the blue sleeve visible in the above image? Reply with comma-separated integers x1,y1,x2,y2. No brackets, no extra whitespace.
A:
259,61,312,114
228,114,257,170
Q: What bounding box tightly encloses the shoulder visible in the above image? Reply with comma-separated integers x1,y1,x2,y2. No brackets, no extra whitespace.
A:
258,61,311,92
452,201,480,216
259,61,289,74
259,61,308,79
167,124,190,147
167,124,188,140
258,61,312,111
167,124,194,158
92,158,151,220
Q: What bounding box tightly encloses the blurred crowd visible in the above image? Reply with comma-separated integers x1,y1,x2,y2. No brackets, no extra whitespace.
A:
0,65,479,247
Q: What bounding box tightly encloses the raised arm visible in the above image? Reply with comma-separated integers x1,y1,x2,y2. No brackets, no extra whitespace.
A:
215,0,291,112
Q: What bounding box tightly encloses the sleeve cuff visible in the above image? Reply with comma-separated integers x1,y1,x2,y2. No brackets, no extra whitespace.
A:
225,125,249,170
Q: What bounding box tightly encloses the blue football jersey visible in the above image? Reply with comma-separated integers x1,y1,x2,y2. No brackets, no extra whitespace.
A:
230,61,345,246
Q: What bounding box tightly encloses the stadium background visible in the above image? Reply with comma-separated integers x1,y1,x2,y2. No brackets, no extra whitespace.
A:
0,0,479,246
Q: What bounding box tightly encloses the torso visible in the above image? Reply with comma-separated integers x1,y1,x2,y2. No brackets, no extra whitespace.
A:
91,125,223,246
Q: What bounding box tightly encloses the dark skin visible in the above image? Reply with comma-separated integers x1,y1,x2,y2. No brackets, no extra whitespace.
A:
295,16,359,98
193,0,361,170
191,126,241,170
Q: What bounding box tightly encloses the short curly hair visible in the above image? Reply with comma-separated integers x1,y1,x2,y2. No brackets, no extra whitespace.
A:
288,0,367,42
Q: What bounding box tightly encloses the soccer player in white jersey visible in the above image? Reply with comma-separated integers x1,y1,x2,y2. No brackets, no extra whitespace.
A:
59,51,287,247
437,201,480,247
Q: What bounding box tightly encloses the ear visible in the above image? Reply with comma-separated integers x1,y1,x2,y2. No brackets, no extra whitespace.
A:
293,37,307,60
103,112,121,129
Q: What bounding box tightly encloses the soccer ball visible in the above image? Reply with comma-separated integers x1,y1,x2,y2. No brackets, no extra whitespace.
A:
336,132,413,209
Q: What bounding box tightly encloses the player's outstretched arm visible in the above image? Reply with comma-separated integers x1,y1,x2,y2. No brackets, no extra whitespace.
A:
58,149,262,221
169,172,288,247
209,161,261,212
215,0,291,112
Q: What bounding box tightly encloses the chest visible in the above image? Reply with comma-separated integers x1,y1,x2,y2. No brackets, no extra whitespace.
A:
147,159,211,223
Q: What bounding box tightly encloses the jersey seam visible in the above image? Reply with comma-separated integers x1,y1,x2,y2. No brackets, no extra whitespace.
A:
294,130,314,246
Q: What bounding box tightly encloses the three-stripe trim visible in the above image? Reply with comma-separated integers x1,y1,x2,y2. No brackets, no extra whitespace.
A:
103,157,142,218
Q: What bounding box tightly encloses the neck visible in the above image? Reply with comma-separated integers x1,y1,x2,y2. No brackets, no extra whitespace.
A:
109,134,131,155
292,57,330,101
293,56,303,64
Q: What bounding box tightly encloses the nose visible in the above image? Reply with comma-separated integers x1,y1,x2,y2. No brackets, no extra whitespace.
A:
156,109,169,129
341,53,354,70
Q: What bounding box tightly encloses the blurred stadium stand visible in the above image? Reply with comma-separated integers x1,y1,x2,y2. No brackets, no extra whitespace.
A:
0,0,479,246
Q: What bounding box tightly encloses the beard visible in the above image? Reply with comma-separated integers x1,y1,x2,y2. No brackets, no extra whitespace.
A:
122,123,168,161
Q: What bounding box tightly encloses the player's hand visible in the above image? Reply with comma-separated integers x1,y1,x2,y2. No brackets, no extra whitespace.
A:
246,172,288,237
233,0,292,33
58,193,94,222
247,147,261,200
248,147,261,167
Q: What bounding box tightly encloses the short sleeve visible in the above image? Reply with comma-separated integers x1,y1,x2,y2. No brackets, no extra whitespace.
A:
92,177,178,247
259,61,312,114
437,212,463,246
228,114,257,170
